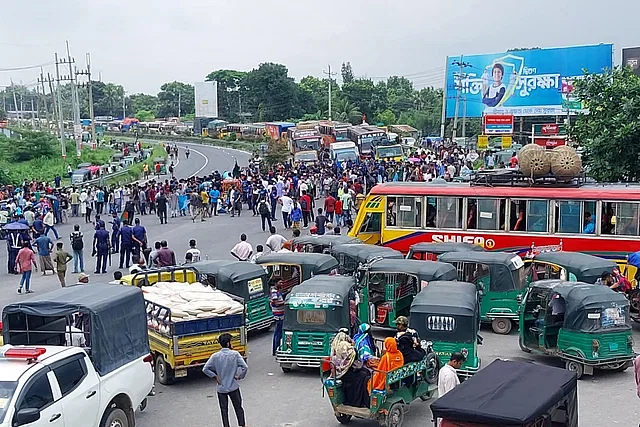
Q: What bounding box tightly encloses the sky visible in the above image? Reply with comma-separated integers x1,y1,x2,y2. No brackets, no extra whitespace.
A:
1,0,639,95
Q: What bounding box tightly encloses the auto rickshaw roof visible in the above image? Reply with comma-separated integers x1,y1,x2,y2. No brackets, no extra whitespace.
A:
286,275,355,304
411,281,477,316
439,251,522,269
292,235,361,248
366,259,457,281
255,252,338,272
330,244,403,262
431,359,578,426
192,260,267,285
533,252,616,283
409,242,485,255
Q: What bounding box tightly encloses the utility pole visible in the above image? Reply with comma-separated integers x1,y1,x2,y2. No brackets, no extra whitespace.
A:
122,92,126,119
10,79,19,126
462,93,468,138
323,65,337,121
76,53,97,149
56,41,82,157
39,68,49,121
451,57,472,139
54,54,66,158
178,91,181,119
45,73,58,129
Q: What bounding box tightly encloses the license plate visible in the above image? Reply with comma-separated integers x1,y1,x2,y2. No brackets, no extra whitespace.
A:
609,343,619,351
175,369,188,378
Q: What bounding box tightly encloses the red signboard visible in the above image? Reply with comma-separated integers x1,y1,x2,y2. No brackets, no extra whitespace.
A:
533,137,566,148
540,123,559,135
483,115,514,134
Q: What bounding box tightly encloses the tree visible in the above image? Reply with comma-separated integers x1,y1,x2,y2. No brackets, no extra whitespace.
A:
157,82,195,118
332,99,362,124
243,63,299,121
135,109,155,122
205,70,248,121
571,67,640,181
341,62,354,84
0,129,56,162
376,109,396,126
264,141,289,169
128,93,158,115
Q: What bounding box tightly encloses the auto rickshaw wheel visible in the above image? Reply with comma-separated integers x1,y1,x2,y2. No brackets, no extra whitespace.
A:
336,414,352,424
280,364,292,373
386,403,405,427
425,352,439,385
565,360,584,379
491,318,512,335
156,354,175,385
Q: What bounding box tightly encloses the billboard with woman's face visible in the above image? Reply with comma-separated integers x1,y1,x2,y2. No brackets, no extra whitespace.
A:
445,44,613,118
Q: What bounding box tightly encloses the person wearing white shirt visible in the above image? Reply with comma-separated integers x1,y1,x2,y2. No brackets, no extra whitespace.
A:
280,195,294,229
186,239,201,262
230,234,253,261
265,227,287,252
437,352,465,398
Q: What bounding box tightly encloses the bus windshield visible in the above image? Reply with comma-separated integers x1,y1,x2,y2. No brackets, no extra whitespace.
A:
336,150,357,162
360,135,379,152
295,138,320,151
377,146,403,158
335,129,349,141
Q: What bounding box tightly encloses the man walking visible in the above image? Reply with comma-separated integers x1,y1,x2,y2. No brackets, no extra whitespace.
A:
34,233,55,275
119,221,134,269
438,352,465,398
69,224,85,273
202,333,248,427
270,285,285,356
300,190,312,228
156,191,168,224
54,242,73,287
16,241,37,294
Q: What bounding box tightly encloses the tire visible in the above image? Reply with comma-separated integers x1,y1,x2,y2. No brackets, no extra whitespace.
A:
565,360,584,380
281,365,292,373
100,407,129,427
425,352,439,385
386,402,405,427
518,335,531,353
419,395,431,402
155,354,175,385
336,414,352,424
491,318,513,335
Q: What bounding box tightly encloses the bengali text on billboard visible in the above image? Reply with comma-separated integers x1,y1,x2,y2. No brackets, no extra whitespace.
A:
622,47,640,76
445,44,613,118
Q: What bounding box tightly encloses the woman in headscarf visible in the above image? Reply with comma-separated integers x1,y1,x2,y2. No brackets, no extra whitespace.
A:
329,330,370,408
369,337,404,392
353,324,379,368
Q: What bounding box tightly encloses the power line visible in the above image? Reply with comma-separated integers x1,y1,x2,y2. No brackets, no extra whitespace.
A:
0,62,55,72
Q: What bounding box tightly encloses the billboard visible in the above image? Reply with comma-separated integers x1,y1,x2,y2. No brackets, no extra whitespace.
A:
194,81,218,118
484,115,513,134
445,44,613,118
622,47,640,76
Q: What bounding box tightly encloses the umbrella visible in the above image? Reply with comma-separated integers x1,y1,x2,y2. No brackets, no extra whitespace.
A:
628,251,640,269
3,222,29,231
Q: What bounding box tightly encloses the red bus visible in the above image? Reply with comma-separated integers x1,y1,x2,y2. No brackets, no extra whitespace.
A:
348,180,640,266
318,121,352,148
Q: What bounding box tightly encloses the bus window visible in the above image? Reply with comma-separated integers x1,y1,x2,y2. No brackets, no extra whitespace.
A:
435,197,463,229
510,200,527,231
526,200,548,232
360,212,382,233
470,198,506,231
614,202,640,236
602,202,615,234
557,201,581,233
388,197,422,228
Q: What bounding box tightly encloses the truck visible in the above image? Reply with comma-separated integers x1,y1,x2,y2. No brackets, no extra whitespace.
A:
1,284,154,427
329,141,359,164
286,129,322,154
120,267,248,385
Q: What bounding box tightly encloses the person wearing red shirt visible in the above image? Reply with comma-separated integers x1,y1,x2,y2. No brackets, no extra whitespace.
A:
300,190,312,228
324,195,336,223
334,199,343,227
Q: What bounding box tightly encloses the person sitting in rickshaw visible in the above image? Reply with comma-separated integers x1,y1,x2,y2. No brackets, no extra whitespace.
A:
534,292,565,328
611,268,632,293
353,324,379,369
369,337,404,392
330,330,370,408
395,316,425,355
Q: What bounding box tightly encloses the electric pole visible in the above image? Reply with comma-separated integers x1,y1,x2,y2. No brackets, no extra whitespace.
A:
323,65,337,121
54,53,66,158
178,91,181,119
122,92,126,119
76,53,97,149
56,42,82,157
39,68,49,121
451,57,472,139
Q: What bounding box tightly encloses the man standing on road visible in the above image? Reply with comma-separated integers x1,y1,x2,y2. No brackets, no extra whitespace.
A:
16,241,37,294
54,242,73,287
270,285,285,356
69,224,85,273
265,227,286,253
71,188,80,217
110,213,121,254
280,193,293,229
209,186,220,217
119,221,134,269
202,333,248,427
438,352,465,398
324,194,336,223
156,191,168,224
34,233,55,275
300,190,312,228
93,223,110,275
132,218,147,259
230,234,253,261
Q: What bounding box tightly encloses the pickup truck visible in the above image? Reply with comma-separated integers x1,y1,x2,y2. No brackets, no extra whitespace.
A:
2,284,154,427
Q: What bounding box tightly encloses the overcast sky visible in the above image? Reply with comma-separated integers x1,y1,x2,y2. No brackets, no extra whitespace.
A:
1,0,638,95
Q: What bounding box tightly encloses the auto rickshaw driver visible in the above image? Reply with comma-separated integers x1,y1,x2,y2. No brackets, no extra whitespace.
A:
534,292,566,328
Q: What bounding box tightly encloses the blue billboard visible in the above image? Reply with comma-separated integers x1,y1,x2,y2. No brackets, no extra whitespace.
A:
445,44,613,118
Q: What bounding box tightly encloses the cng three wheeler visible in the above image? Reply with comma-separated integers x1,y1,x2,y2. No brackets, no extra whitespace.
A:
292,235,361,254
322,349,439,427
527,251,617,284
256,252,339,297
520,279,635,379
192,260,273,332
330,243,403,276
439,251,527,334
431,359,578,427
358,259,457,329
406,242,485,261
411,281,481,380
277,275,355,372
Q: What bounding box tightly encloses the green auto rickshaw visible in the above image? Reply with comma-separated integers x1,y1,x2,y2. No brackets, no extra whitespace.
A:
192,260,273,332
330,244,403,276
358,259,457,329
406,242,485,261
410,281,481,380
527,251,617,284
256,252,339,297
439,251,527,335
292,235,361,254
277,275,355,372
519,279,634,379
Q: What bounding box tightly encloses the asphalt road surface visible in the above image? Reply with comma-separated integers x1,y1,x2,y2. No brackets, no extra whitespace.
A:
1,142,638,427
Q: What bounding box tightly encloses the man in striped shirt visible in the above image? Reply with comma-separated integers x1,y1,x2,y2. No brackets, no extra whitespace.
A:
270,285,285,356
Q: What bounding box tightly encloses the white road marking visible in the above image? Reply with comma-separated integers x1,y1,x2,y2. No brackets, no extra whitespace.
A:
188,147,209,178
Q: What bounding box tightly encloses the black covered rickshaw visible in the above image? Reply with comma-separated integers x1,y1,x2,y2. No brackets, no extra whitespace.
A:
330,244,403,276
292,235,361,254
528,251,617,283
256,252,339,296
431,359,578,427
407,242,485,261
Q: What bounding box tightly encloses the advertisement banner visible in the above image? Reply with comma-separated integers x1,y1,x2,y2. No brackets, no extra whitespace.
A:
533,123,566,135
501,135,512,149
445,44,613,118
484,114,514,134
477,135,489,150
622,47,640,76
194,81,219,118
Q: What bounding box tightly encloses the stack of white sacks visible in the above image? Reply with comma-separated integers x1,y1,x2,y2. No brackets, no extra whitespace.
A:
143,282,244,330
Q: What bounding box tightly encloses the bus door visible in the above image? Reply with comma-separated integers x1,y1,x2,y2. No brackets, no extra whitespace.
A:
350,197,384,245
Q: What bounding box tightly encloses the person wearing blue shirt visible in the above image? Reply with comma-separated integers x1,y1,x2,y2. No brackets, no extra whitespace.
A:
583,212,596,234
93,224,110,274
32,216,45,237
119,223,134,269
209,188,220,217
132,218,147,258
110,213,121,254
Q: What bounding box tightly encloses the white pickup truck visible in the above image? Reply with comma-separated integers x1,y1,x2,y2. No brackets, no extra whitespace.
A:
0,345,152,427
1,284,155,427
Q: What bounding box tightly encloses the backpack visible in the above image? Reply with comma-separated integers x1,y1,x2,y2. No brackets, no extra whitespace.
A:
259,201,269,215
71,232,84,251
300,197,308,211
